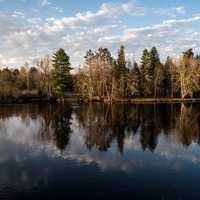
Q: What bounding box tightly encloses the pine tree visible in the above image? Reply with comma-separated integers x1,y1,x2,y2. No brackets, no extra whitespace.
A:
140,47,161,97
52,48,73,96
150,47,161,97
163,56,173,97
113,45,128,97
112,46,127,78
183,48,194,59
117,45,126,71
84,49,95,64
127,62,141,97
97,47,114,64
140,49,151,97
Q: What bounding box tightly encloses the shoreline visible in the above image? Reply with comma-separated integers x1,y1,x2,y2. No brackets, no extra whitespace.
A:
1,96,200,105
86,97,200,104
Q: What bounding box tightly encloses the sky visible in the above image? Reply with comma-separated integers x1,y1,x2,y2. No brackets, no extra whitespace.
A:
0,0,200,68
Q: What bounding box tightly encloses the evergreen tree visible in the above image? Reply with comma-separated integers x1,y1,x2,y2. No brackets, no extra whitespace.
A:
140,47,161,97
113,45,128,97
127,62,141,97
150,47,161,97
117,46,126,67
116,45,127,76
140,49,151,97
84,48,114,65
97,47,114,64
84,49,95,64
163,56,173,97
183,48,194,59
52,48,73,95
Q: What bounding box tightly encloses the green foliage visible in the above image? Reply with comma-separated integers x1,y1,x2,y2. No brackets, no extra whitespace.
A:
163,56,174,97
140,49,151,96
127,62,141,97
52,48,73,96
84,49,95,64
140,47,161,97
183,48,194,59
114,45,128,78
113,45,129,97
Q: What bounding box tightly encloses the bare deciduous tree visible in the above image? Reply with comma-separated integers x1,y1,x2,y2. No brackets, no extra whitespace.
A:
37,55,53,96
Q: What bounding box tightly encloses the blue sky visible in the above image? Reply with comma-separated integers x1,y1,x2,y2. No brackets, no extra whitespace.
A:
0,0,200,68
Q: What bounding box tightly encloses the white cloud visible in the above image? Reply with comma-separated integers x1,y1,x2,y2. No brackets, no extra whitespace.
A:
122,1,145,16
175,6,186,14
42,2,144,33
0,2,200,68
41,0,51,7
153,6,186,17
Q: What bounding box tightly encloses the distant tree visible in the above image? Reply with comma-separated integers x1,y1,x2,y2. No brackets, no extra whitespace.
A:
52,48,73,96
84,49,95,64
140,47,161,97
76,48,114,100
178,51,200,98
12,69,20,83
163,57,174,97
114,45,128,97
16,66,28,90
37,55,53,96
150,47,161,98
29,67,40,90
24,62,30,90
127,62,141,97
116,45,127,76
183,48,194,59
0,68,12,83
140,49,151,97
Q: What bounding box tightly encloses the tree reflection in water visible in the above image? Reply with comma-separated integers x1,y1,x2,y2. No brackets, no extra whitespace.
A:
0,103,200,152
75,103,200,153
38,103,73,151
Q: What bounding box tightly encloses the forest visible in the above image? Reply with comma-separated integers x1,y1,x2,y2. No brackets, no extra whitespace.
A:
0,46,200,101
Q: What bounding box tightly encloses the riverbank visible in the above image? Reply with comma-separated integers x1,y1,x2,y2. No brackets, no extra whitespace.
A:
86,97,200,104
1,95,200,105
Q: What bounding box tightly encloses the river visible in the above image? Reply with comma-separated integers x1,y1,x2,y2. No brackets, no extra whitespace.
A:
0,103,199,200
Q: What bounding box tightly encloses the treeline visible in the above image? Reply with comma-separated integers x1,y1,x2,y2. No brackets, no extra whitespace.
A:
76,47,200,100
1,46,200,100
0,48,72,98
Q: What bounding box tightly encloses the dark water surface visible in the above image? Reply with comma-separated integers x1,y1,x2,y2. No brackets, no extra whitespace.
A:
0,103,200,200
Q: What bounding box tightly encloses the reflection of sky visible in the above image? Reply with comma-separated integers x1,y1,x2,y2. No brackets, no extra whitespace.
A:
0,113,200,175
